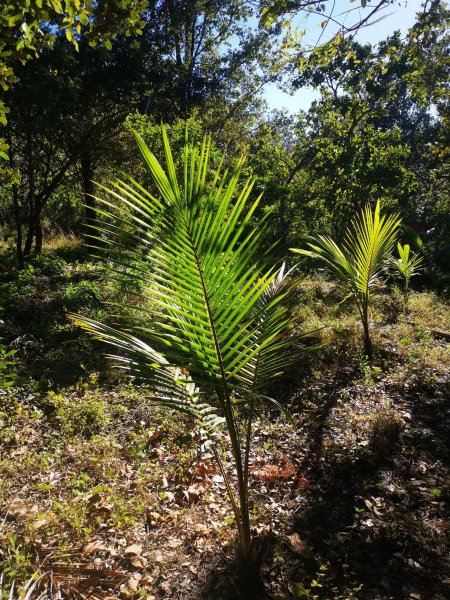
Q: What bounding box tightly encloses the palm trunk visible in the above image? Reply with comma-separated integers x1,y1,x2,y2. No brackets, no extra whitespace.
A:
362,302,372,360
211,444,252,562
236,461,252,561
225,406,252,562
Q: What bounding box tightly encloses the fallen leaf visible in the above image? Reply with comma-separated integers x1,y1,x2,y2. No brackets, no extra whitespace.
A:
33,518,48,530
87,492,102,506
195,459,216,481
194,523,208,535
125,544,143,556
82,539,106,556
287,532,310,556
127,572,143,592
183,483,204,503
141,575,154,587
146,509,161,528
131,555,148,569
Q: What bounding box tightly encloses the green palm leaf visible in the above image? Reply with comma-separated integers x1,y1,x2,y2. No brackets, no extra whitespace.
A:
388,242,424,306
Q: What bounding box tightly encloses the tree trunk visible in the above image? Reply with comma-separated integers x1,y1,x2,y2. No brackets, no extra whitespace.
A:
24,200,44,255
23,209,35,256
81,154,96,239
23,127,35,256
34,210,43,253
279,192,287,252
12,185,24,269
7,126,24,269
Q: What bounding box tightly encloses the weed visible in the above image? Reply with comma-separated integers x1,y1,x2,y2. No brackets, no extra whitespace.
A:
293,563,363,599
47,389,110,437
0,336,17,389
369,404,403,459
0,533,32,589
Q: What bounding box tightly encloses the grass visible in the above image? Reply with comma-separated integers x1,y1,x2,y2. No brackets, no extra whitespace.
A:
0,245,449,598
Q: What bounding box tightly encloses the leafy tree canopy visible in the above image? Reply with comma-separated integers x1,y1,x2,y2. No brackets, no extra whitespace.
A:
0,0,146,167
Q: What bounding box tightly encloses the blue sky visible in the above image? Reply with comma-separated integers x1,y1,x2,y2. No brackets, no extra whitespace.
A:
263,0,426,113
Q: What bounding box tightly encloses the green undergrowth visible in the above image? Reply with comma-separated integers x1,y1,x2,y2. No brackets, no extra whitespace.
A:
0,248,129,387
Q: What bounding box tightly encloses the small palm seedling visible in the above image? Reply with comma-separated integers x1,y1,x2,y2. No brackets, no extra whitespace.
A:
389,242,423,308
291,200,401,360
71,126,299,566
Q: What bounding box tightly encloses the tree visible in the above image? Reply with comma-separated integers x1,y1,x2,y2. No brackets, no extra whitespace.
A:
0,0,147,177
257,0,396,42
3,32,150,260
404,0,450,246
280,4,448,241
0,0,400,170
2,1,275,262
292,200,401,359
72,126,299,570
404,0,450,114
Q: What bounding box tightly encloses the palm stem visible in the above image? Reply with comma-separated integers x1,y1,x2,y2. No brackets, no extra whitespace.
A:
362,301,372,360
184,207,252,558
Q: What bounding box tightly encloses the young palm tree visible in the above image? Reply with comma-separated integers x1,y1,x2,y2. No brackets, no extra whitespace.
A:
389,242,423,307
71,126,297,564
291,201,401,360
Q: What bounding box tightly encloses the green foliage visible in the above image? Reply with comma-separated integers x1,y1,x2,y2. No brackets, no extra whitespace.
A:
0,0,147,181
0,532,32,587
123,114,211,182
292,200,401,359
60,280,99,309
47,390,110,438
405,0,450,112
0,335,16,389
389,243,423,306
72,125,299,561
284,6,449,236
288,120,414,235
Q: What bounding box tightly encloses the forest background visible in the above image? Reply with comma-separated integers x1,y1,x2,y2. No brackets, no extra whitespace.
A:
0,0,449,264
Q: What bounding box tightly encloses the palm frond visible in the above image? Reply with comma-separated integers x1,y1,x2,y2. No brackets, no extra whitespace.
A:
292,200,401,304
346,201,401,300
69,315,225,439
389,242,424,297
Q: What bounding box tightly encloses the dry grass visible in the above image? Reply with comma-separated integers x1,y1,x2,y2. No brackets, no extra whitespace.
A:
42,233,83,252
